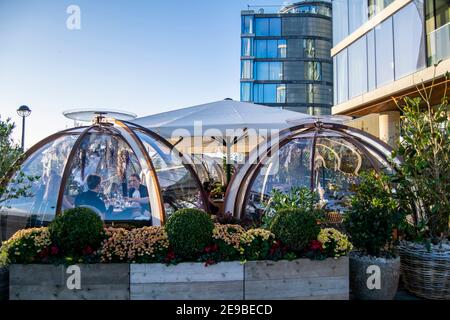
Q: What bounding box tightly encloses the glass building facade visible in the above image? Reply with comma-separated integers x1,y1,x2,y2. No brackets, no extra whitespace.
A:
332,0,450,106
240,1,333,115
333,0,434,105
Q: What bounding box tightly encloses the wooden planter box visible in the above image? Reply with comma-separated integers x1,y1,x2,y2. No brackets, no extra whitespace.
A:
130,261,244,300
9,264,129,300
245,257,349,300
8,258,349,300
0,268,8,300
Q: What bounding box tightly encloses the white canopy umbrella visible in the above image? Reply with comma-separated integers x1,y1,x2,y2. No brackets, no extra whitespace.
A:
132,99,312,154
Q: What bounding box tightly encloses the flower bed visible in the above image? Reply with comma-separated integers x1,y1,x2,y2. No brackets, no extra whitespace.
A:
0,207,352,300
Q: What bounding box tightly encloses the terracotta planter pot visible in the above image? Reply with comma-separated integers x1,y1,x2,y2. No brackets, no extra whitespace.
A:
349,252,400,300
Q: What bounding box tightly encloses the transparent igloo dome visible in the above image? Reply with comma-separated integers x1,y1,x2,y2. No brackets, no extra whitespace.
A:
0,118,207,241
224,121,396,220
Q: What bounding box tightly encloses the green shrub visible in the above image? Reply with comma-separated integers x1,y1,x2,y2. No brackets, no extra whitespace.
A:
165,208,214,258
48,207,105,257
269,208,320,252
344,171,401,257
263,187,322,228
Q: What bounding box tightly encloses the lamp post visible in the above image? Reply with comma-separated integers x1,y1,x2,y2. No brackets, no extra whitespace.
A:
17,105,31,150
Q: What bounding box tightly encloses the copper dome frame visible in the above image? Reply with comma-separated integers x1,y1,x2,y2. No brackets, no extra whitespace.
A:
223,121,398,219
5,119,208,226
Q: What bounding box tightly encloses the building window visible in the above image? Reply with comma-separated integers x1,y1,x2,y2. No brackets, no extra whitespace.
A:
255,62,283,80
367,30,376,91
426,0,450,65
393,1,426,79
307,84,314,103
375,17,394,87
332,0,349,46
255,18,281,36
241,60,253,80
368,0,395,19
255,40,287,58
349,0,368,34
278,40,287,58
303,39,315,58
348,35,367,98
240,82,252,102
241,38,253,57
242,15,254,34
305,62,321,81
336,49,348,104
254,84,286,103
276,84,286,103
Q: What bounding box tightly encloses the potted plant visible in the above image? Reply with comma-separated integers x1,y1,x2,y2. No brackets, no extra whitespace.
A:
391,72,449,300
344,171,403,300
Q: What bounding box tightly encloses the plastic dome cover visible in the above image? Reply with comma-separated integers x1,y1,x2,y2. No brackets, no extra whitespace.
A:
0,120,207,241
224,121,396,220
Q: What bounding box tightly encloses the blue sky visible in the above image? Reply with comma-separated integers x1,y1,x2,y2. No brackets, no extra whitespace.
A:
0,0,291,148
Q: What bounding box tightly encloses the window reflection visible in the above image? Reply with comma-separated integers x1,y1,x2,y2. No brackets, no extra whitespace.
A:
242,15,254,34
1,135,77,240
135,130,204,217
241,60,253,79
255,18,281,36
305,61,321,81
241,38,253,57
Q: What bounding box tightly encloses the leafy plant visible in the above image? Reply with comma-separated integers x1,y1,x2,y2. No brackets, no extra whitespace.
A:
391,70,449,243
344,171,401,257
165,208,214,258
269,208,320,253
240,228,276,261
0,118,38,208
263,186,321,228
48,207,105,257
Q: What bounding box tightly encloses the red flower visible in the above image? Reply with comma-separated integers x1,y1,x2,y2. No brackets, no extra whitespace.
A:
50,245,59,255
164,250,176,263
204,259,216,267
39,247,49,258
309,240,323,252
82,245,93,256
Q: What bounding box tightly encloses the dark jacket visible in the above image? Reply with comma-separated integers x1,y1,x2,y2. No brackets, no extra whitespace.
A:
122,184,150,212
74,190,107,213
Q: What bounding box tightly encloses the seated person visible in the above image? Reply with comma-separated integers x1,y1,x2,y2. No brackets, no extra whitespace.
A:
123,173,150,213
75,174,107,214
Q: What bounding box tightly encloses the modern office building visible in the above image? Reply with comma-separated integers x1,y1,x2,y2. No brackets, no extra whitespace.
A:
331,0,450,146
240,1,333,115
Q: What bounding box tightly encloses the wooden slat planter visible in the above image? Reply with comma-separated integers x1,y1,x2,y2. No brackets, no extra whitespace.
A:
130,261,244,300
245,257,349,300
9,264,129,300
8,258,350,300
0,268,8,300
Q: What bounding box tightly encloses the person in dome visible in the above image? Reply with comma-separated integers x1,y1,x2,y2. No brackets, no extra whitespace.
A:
75,174,108,214
123,173,150,213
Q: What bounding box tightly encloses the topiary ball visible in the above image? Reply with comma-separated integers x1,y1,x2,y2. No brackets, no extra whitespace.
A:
270,208,320,252
165,208,214,258
48,207,104,256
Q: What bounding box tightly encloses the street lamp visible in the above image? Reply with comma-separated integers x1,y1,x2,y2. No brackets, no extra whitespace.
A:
17,105,31,150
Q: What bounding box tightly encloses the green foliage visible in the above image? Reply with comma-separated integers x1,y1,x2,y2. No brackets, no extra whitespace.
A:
165,208,214,258
344,171,401,257
263,187,321,228
240,228,277,261
48,207,105,257
0,118,38,207
269,208,320,252
391,71,449,242
0,228,51,266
